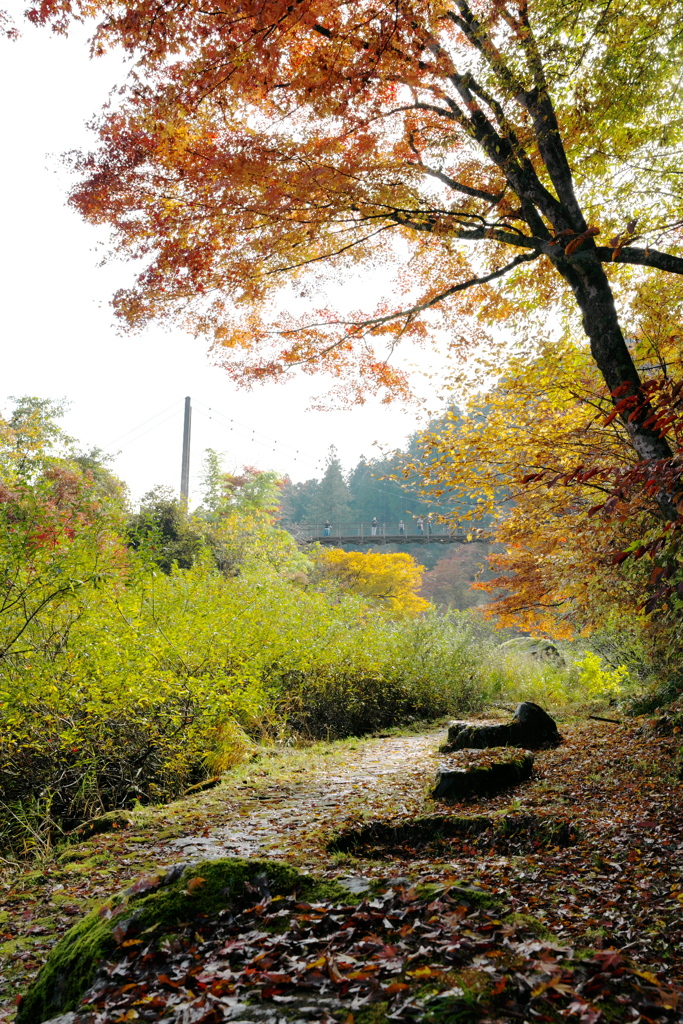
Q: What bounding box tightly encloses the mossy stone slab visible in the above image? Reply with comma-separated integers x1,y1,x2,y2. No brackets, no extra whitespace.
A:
443,702,560,752
17,858,345,1024
433,749,534,800
328,813,493,854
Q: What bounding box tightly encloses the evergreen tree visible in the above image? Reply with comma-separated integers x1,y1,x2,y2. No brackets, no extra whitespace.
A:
305,447,352,525
278,477,321,525
347,455,432,526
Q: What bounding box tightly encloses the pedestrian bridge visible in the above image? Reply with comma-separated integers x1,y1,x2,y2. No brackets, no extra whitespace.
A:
296,522,492,545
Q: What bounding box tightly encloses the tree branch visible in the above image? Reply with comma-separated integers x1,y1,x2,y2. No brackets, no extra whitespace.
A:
419,164,503,203
595,246,683,275
447,1,585,233
286,251,541,337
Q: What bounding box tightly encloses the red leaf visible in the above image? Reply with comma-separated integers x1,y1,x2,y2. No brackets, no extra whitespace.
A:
113,921,134,945
611,383,632,398
158,974,182,988
129,874,162,896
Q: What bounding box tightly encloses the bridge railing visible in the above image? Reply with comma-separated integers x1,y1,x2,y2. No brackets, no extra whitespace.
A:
292,522,464,541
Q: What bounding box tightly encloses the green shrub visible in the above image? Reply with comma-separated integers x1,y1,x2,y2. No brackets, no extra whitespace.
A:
0,558,492,854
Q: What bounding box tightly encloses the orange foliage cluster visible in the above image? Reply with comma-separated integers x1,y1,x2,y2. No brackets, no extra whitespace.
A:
26,0,683,431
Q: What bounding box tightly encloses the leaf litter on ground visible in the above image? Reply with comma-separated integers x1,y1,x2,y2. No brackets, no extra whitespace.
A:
2,717,683,1021
19,873,683,1024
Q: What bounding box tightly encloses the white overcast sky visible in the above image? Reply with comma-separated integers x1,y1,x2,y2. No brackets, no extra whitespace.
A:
0,10,446,505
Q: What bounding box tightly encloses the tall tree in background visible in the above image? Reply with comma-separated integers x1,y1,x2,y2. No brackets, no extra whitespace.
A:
305,447,352,524
29,0,683,504
347,456,433,524
279,477,322,526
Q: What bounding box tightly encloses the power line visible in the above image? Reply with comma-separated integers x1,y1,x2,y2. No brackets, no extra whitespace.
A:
194,400,325,465
193,403,324,471
112,408,183,452
102,400,184,451
193,399,448,510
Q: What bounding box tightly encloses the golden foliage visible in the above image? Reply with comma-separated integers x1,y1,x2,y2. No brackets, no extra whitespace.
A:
315,548,431,617
409,337,668,637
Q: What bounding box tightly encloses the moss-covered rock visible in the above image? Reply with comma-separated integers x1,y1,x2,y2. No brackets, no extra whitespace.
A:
492,811,579,849
432,749,534,800
442,702,560,752
17,858,345,1024
328,808,577,861
327,813,493,854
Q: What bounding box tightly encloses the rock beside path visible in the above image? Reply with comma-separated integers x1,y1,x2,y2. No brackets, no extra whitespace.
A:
17,859,340,1024
442,701,561,752
433,748,534,800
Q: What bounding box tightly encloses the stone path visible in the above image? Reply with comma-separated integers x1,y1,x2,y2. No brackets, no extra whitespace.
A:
157,733,443,864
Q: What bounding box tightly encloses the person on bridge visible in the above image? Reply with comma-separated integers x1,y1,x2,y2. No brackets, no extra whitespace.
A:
416,516,424,535
398,520,405,535
323,520,331,537
371,516,378,536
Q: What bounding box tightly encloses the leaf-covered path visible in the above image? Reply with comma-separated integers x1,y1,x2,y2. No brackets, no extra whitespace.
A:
2,718,683,1021
157,733,442,864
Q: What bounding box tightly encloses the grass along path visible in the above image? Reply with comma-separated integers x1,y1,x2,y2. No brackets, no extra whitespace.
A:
1,714,682,1020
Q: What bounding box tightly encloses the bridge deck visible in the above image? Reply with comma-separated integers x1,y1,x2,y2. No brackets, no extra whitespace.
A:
303,533,490,545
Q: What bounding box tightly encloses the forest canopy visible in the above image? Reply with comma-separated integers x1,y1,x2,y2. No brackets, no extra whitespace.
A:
26,0,683,477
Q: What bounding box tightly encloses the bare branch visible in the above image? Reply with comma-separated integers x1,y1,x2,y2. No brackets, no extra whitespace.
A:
264,223,397,275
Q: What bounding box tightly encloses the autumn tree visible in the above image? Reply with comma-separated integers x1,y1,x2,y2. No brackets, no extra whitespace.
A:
0,399,129,664
407,291,683,639
419,545,494,610
315,547,430,617
26,0,683,496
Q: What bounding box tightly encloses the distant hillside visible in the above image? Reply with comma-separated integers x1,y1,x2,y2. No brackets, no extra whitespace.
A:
279,411,501,611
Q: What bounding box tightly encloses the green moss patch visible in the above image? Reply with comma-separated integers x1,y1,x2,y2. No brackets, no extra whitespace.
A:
68,810,135,841
17,858,343,1024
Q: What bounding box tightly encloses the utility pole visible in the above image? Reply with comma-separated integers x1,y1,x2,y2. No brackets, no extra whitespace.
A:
180,396,192,504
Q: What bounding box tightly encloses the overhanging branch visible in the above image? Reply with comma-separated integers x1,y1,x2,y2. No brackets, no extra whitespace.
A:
595,246,683,276
281,250,541,341
419,164,504,203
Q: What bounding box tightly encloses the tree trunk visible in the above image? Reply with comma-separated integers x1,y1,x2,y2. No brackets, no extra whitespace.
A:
554,250,677,519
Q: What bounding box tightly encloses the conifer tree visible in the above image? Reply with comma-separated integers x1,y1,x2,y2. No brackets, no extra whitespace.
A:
305,447,352,525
